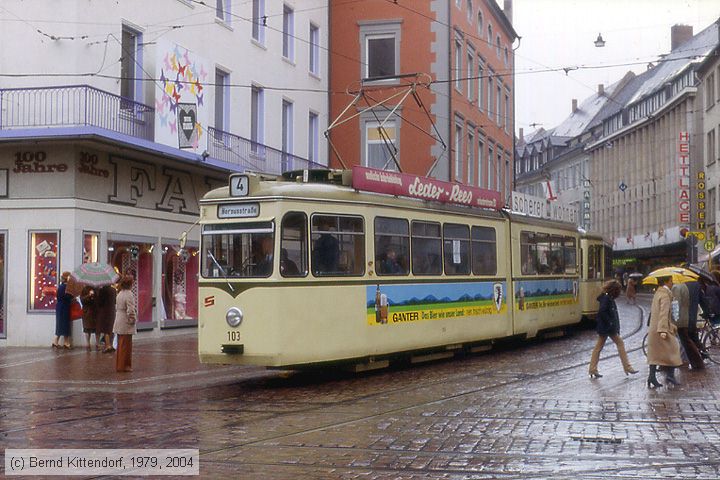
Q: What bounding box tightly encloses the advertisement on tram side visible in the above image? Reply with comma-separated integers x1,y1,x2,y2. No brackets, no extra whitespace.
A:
365,282,506,325
514,279,579,311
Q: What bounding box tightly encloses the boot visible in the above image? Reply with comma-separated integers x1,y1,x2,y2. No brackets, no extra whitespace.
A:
665,367,680,386
647,365,662,388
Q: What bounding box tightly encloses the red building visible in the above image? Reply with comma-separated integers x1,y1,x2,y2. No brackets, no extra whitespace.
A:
329,0,517,200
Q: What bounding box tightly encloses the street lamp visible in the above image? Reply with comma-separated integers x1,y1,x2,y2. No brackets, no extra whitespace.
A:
594,33,606,48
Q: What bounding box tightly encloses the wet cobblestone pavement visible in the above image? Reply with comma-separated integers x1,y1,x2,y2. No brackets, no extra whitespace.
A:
2,296,720,479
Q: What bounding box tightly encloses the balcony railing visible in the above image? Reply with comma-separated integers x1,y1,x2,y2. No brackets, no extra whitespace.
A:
0,85,154,140
207,127,324,175
0,85,323,174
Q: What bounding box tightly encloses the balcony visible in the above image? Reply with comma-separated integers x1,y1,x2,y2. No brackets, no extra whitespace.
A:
207,127,323,175
0,85,154,139
0,85,323,175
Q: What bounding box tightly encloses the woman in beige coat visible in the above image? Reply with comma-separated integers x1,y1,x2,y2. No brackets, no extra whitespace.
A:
647,275,683,387
113,275,137,372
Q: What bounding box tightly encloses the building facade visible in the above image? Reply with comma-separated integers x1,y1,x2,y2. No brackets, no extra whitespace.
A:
0,0,329,344
588,23,718,272
327,0,517,201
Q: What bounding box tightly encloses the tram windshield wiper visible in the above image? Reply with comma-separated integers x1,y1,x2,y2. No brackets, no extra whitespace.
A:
207,250,235,293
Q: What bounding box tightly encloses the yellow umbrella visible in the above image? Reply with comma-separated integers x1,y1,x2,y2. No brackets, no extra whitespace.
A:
641,266,699,285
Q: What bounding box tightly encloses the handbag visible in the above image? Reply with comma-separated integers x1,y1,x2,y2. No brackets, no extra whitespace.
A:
69,298,83,320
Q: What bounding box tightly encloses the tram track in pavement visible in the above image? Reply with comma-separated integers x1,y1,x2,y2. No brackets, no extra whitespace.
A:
192,298,720,479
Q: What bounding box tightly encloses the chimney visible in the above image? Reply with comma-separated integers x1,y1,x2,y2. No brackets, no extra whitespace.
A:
519,127,524,139
572,99,578,113
598,84,604,96
671,24,693,51
503,0,513,23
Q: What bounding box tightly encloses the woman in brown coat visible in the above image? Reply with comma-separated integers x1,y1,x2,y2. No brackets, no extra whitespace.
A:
95,284,117,353
647,275,683,387
113,275,137,372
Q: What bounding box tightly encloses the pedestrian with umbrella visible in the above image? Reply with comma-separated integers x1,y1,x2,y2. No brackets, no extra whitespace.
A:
71,263,119,354
647,274,683,388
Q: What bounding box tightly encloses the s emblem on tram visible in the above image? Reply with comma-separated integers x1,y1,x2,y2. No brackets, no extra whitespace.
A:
204,296,215,307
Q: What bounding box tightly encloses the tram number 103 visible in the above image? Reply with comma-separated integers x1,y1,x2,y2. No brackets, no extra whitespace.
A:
227,331,242,342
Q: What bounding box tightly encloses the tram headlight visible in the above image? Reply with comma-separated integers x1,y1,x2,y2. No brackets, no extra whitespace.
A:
226,307,243,328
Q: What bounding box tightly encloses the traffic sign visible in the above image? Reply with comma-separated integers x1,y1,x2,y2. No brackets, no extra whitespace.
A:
705,240,715,252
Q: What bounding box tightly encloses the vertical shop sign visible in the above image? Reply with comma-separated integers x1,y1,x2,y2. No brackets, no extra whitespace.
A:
697,172,706,231
678,131,691,224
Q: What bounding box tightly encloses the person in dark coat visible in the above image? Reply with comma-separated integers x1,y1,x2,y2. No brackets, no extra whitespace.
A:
588,279,638,378
672,282,704,370
52,271,73,349
96,283,117,353
80,285,99,351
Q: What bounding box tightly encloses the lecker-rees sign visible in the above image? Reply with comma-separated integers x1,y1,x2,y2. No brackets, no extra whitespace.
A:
352,166,502,210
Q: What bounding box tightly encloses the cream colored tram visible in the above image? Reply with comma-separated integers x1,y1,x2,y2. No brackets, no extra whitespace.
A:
198,169,595,369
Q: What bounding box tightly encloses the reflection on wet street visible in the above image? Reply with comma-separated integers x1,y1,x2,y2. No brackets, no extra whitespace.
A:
1,295,719,478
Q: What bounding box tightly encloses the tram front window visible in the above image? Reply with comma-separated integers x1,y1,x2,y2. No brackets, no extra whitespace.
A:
201,222,275,278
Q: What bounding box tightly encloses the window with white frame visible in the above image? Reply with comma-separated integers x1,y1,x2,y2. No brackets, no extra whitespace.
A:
361,22,401,81
120,25,141,104
505,153,511,195
496,83,502,125
252,0,265,44
455,121,463,181
308,111,319,163
496,35,501,57
708,128,717,166
487,70,494,118
504,91,510,132
216,0,230,24
467,51,474,100
467,0,473,22
707,72,716,109
283,4,294,61
487,24,492,43
477,135,485,187
365,119,398,170
496,150,502,191
214,69,228,132
454,39,463,91
467,129,475,185
309,23,320,76
282,100,293,170
251,86,264,153
488,144,494,189
477,11,483,33
477,60,484,111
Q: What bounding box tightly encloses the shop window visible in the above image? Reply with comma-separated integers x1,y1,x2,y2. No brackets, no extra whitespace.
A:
162,245,198,322
29,231,60,311
411,221,442,275
443,223,470,275
0,231,6,336
83,232,99,263
311,215,365,276
108,241,154,324
280,212,308,277
374,217,409,276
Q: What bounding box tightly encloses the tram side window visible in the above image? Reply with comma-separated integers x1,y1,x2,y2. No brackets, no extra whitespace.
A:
563,237,577,274
588,245,602,279
374,217,409,276
311,215,365,276
201,222,274,278
472,226,497,275
280,212,308,277
412,221,442,275
443,223,470,275
520,231,538,274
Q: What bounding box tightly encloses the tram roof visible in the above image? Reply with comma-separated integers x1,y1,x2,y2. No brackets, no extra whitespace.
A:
202,169,607,239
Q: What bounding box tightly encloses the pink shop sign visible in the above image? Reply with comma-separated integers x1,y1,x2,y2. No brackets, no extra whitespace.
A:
351,166,502,210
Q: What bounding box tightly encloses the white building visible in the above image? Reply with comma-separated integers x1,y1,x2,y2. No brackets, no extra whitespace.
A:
0,0,329,345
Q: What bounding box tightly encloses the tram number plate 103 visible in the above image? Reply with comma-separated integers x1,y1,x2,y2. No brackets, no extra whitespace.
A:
227,331,242,342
